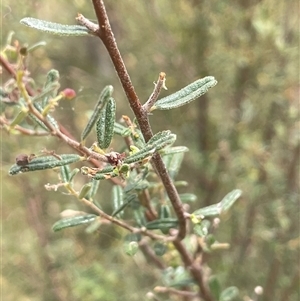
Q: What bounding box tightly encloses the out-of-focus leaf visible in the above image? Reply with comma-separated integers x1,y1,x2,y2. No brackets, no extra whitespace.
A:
193,220,211,237
192,189,242,218
52,214,97,232
123,241,139,256
220,286,239,301
111,185,124,217
145,218,178,230
179,193,197,202
160,146,189,155
85,219,102,234
220,189,242,211
78,183,92,199
193,203,222,217
154,242,167,256
86,179,100,201
164,152,184,179
162,266,195,288
20,17,91,36
27,41,47,53
208,276,222,300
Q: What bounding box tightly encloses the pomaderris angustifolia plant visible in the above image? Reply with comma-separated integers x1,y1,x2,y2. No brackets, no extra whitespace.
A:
1,1,242,300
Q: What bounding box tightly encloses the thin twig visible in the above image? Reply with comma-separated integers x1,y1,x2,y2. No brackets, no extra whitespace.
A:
0,116,50,136
139,238,167,270
154,286,198,298
76,13,99,34
143,72,167,112
66,184,168,241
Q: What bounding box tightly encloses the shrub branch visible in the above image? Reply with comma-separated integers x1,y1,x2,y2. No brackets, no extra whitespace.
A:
90,0,187,241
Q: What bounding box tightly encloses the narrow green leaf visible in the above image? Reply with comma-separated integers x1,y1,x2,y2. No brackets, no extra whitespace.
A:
179,193,197,202
85,219,102,234
28,113,49,131
147,130,176,151
208,276,222,300
96,97,116,149
20,17,91,36
131,128,146,149
159,204,172,219
152,76,217,111
32,83,60,104
192,189,242,217
40,69,60,106
123,170,149,193
52,214,97,232
103,97,116,148
60,164,71,183
69,168,80,182
111,185,124,217
78,183,92,199
158,204,173,234
81,85,113,143
95,108,106,148
87,166,115,180
169,278,195,288
86,179,100,201
133,208,147,227
160,146,189,155
27,41,47,53
220,189,242,211
220,286,239,301
193,203,222,217
114,122,131,136
145,218,178,230
123,147,156,164
124,130,176,164
166,152,185,178
174,181,188,187
9,154,82,175
9,109,28,127
112,194,136,217
34,102,59,129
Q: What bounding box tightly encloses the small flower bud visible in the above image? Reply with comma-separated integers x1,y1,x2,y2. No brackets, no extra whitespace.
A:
61,88,76,99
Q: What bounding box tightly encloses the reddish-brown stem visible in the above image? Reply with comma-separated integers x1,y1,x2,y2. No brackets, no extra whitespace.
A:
139,238,166,270
89,2,215,299
91,0,186,240
173,240,214,301
0,116,49,136
154,286,197,298
143,72,166,112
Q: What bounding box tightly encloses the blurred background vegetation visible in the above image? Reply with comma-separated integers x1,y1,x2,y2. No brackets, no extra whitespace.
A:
1,0,299,300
